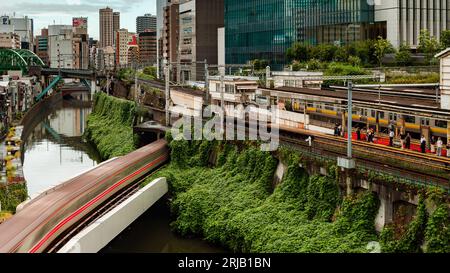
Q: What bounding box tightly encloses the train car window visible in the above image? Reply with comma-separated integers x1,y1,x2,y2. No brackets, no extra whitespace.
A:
435,120,447,128
389,113,397,121
325,104,334,111
421,118,430,126
371,110,376,117
379,112,385,119
404,115,415,123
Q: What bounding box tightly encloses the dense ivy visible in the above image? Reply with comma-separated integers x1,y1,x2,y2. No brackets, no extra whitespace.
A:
84,92,138,160
147,139,381,253
0,183,28,213
424,204,450,253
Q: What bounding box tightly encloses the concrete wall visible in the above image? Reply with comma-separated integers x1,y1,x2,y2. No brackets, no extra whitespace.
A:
58,177,168,253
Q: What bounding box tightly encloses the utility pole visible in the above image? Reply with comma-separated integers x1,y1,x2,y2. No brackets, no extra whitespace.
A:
347,81,353,159
204,59,209,103
164,64,170,126
219,65,225,121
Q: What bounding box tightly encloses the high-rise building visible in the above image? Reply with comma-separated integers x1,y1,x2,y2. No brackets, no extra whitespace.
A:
139,31,157,64
137,14,157,33
375,0,450,49
99,7,113,48
157,0,168,78
35,28,49,65
73,17,89,69
178,0,224,82
225,0,450,68
113,12,120,33
162,0,180,80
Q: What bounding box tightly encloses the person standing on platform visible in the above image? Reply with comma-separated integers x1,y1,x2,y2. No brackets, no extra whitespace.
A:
356,127,361,141
420,135,427,153
436,137,443,156
446,142,450,158
430,136,436,154
389,130,395,147
405,133,411,150
400,131,406,149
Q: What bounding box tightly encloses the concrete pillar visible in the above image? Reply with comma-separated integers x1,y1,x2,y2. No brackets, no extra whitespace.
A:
266,66,271,88
346,176,353,196
90,80,96,96
375,186,394,232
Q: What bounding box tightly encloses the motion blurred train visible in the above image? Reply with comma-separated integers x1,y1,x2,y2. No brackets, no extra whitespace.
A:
0,139,169,253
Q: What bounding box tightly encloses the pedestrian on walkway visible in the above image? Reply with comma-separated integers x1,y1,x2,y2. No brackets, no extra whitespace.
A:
420,135,427,153
389,130,395,147
337,124,342,137
405,133,411,150
436,137,443,156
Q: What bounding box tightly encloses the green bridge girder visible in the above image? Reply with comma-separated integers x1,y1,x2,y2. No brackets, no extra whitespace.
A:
0,48,45,74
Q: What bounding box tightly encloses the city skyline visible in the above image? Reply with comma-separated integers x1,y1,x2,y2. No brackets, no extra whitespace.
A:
0,0,157,39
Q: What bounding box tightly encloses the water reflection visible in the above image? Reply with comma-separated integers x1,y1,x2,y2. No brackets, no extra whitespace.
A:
23,93,100,197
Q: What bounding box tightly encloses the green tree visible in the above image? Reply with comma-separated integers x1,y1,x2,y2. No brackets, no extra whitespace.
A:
286,42,310,62
440,30,450,49
395,44,413,66
419,29,440,64
374,36,394,67
143,66,157,78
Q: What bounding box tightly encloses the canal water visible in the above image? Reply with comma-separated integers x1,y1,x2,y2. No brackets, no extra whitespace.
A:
22,92,100,197
21,92,224,253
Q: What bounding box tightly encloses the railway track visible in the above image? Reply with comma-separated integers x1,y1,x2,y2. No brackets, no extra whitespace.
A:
280,133,450,190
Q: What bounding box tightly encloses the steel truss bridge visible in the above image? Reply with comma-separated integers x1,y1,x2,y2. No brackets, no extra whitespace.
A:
0,49,45,74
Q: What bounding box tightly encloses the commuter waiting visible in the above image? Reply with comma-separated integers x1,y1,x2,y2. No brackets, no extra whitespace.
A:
420,135,427,153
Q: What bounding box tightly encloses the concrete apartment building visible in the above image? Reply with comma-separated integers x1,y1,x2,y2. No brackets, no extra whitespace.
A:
0,33,21,49
0,16,34,50
139,31,157,64
99,7,114,48
137,14,157,33
48,25,75,69
47,24,89,69
116,29,130,66
178,0,224,82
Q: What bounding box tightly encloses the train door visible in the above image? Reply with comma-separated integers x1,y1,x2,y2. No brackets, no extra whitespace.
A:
421,125,431,149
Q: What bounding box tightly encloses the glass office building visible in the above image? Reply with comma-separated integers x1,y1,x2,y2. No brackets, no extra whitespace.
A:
225,0,377,68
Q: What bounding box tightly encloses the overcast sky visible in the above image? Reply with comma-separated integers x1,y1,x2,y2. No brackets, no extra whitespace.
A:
1,0,157,39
